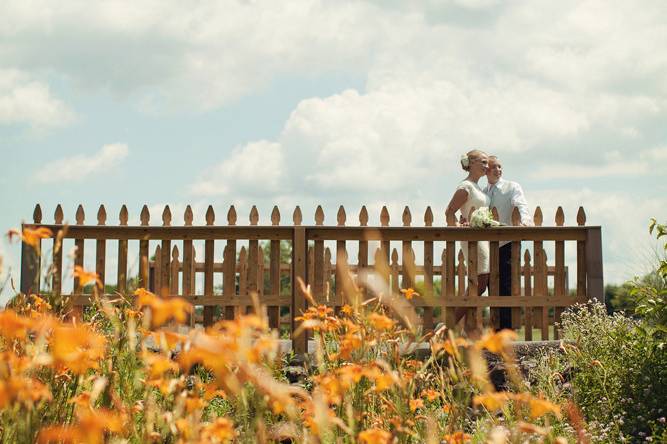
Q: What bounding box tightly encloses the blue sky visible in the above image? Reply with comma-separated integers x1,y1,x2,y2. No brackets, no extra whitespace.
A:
2,0,666,302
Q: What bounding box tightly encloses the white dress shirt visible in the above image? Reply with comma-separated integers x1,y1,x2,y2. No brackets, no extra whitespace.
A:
485,178,532,228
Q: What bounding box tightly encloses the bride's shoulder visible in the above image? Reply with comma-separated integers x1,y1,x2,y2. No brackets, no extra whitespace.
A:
456,180,474,192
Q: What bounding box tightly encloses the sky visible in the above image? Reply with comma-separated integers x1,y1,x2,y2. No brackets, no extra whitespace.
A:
1,0,666,302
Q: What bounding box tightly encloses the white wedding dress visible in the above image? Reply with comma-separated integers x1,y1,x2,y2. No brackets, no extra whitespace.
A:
457,179,490,275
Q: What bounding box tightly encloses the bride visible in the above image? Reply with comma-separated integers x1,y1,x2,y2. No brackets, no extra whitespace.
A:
445,150,490,321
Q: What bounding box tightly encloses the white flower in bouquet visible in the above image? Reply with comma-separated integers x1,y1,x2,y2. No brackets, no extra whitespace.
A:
469,207,501,228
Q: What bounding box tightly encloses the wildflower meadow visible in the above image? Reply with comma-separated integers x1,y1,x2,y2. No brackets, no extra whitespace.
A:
0,220,666,443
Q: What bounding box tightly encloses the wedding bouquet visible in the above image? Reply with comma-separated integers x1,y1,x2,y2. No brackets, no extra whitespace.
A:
469,207,501,228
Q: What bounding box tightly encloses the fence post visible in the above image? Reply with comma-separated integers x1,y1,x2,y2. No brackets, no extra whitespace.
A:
20,224,40,295
585,227,604,303
292,226,307,354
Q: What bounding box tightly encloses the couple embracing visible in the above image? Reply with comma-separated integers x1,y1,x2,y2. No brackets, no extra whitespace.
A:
445,150,532,330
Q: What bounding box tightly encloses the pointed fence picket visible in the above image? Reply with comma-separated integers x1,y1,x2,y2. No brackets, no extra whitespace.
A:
20,203,603,353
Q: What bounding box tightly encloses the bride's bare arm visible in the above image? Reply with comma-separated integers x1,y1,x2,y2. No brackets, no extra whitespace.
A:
445,189,468,225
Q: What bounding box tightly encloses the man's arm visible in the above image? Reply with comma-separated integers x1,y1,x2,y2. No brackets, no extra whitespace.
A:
510,182,533,226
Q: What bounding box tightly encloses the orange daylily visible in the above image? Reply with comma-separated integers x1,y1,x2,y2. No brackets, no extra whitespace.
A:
400,288,419,300
337,364,366,388
432,337,471,356
148,330,187,350
517,421,548,435
142,352,179,379
19,227,53,249
0,376,52,409
358,428,392,444
372,372,395,392
134,288,193,328
443,431,472,444
0,309,34,340
185,397,206,413
475,329,518,353
38,408,125,444
73,266,102,288
528,397,562,419
200,417,235,443
422,388,440,401
314,373,344,405
472,392,511,412
30,295,52,314
409,398,424,412
50,324,107,375
367,313,395,331
339,333,362,359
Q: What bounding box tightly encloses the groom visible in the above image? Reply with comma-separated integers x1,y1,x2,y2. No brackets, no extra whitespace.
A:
485,155,532,330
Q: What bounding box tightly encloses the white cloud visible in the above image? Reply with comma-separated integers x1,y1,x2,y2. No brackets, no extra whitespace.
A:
190,141,284,197
528,146,667,180
0,68,75,128
32,143,129,184
0,0,392,111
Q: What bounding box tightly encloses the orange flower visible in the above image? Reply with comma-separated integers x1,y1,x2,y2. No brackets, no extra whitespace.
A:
148,330,187,350
443,431,472,443
422,389,440,401
37,426,80,443
200,417,235,443
400,288,419,300
409,398,424,412
337,364,365,388
50,324,107,374
517,421,548,435
38,409,124,444
73,266,102,289
31,295,52,313
341,304,354,315
339,333,362,360
473,392,511,412
176,418,192,439
358,428,392,444
441,337,471,356
20,227,53,249
201,382,227,400
0,309,34,340
185,397,206,413
0,376,52,409
367,313,395,331
528,397,562,419
314,374,344,405
134,288,193,328
475,329,517,353
295,304,339,332
69,392,93,410
142,352,179,379
372,373,395,392
0,351,32,377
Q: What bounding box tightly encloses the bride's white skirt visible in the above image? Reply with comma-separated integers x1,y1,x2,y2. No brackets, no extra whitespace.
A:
460,240,490,275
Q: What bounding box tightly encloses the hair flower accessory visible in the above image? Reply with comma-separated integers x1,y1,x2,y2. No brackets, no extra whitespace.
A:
460,154,469,168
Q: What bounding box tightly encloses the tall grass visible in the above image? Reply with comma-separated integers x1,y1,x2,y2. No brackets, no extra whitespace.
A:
1,228,581,443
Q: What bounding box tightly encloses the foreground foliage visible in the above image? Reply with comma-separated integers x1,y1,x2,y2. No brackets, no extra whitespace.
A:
1,220,666,442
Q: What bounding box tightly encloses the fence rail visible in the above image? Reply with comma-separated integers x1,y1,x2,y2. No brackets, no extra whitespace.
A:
20,203,603,353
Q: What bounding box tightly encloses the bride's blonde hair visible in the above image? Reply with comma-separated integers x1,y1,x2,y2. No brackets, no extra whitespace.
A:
461,149,487,171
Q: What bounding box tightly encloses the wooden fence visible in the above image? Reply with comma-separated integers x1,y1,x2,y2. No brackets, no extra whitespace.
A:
20,203,603,353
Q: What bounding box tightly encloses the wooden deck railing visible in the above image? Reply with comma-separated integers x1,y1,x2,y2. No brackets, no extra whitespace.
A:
20,203,603,353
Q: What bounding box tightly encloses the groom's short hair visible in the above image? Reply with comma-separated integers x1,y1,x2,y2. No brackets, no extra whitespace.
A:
488,155,499,161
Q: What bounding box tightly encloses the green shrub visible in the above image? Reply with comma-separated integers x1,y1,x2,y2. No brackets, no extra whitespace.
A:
556,302,667,441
